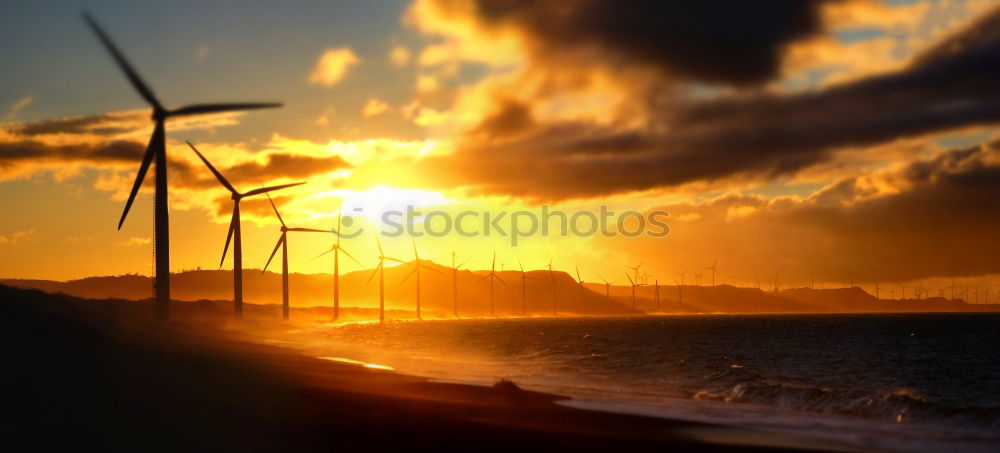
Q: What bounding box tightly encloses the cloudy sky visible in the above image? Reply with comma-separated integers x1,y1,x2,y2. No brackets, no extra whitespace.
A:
2,0,999,294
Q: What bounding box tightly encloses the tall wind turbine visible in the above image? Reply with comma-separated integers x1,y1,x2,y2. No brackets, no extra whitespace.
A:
262,193,330,320
706,258,719,286
477,253,508,316
451,252,468,318
400,240,442,319
575,267,585,302
189,142,303,318
84,13,282,321
310,213,360,320
365,234,404,323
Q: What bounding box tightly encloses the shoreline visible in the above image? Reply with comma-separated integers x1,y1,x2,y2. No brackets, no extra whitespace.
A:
3,284,847,452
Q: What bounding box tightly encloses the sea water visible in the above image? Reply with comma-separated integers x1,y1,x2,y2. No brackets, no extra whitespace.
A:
295,313,1000,452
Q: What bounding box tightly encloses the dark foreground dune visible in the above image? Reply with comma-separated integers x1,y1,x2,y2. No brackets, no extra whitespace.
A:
2,284,840,452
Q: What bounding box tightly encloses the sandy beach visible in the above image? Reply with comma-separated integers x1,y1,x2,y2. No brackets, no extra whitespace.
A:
2,284,847,452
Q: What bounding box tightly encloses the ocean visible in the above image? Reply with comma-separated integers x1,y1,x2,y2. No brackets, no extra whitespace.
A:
291,313,1000,452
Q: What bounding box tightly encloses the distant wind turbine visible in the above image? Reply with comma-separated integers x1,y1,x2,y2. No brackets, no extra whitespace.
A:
310,213,361,320
598,275,613,298
189,142,303,318
625,273,643,309
400,239,442,320
451,252,468,318
477,252,508,316
84,13,282,321
575,267,585,302
706,258,719,286
518,259,529,315
654,279,660,311
365,234,404,323
262,193,331,320
673,275,683,306
547,259,557,315
628,261,643,284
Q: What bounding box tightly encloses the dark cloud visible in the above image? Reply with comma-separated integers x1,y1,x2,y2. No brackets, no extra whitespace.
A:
9,112,145,136
422,5,1000,200
1,115,351,194
473,0,836,85
624,142,1000,283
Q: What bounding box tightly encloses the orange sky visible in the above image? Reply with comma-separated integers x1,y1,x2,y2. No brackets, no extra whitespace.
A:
2,0,1000,294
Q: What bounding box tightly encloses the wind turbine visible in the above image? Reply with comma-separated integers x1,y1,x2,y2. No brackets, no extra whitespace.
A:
262,193,331,320
84,13,282,321
654,279,660,311
575,267,585,302
310,212,360,320
625,273,642,309
451,252,468,318
875,280,880,300
628,261,643,284
899,283,907,300
598,275,613,298
706,258,719,286
189,142,303,318
400,239,443,319
477,253,508,316
673,276,683,306
365,234,404,323
518,259,529,315
547,259,557,315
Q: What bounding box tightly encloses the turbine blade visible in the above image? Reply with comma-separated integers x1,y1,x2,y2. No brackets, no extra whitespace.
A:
337,246,362,266
385,257,406,264
220,209,237,268
82,12,162,110
365,263,381,286
496,274,510,289
263,234,284,273
457,260,468,270
400,267,417,285
412,239,419,260
117,122,161,230
187,141,236,194
288,228,328,233
242,181,305,198
492,252,496,272
518,258,524,273
576,266,581,283
626,274,635,286
170,103,283,117
375,233,383,256
309,248,333,262
265,192,285,227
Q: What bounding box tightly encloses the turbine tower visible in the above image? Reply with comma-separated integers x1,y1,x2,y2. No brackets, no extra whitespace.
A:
189,142,303,318
451,252,468,318
547,259,557,315
310,213,360,320
84,13,282,321
519,259,529,315
400,239,442,319
262,193,331,320
365,234,404,323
